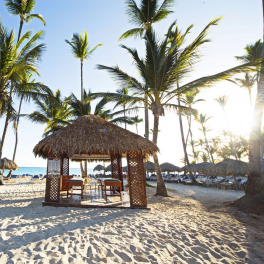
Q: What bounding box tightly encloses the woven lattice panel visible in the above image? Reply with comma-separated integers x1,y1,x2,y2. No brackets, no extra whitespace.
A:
127,151,147,208
45,175,60,202
111,154,119,180
62,157,69,176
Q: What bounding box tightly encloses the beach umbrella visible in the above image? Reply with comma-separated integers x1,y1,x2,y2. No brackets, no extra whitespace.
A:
93,164,105,172
212,159,249,190
0,158,19,171
105,164,111,172
160,163,181,174
144,161,155,173
192,162,214,174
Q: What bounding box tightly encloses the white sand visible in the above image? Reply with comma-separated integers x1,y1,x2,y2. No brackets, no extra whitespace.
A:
0,182,264,264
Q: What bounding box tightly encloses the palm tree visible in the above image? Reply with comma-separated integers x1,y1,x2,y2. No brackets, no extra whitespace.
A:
183,90,204,164
0,21,46,161
235,73,257,107
27,89,72,137
196,114,214,163
5,0,46,41
215,95,238,160
65,31,102,102
5,0,46,166
236,37,264,196
131,115,143,134
114,87,129,129
119,0,176,40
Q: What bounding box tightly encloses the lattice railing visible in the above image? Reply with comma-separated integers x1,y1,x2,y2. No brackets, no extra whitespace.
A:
45,174,60,203
127,151,147,208
111,154,123,191
62,157,69,176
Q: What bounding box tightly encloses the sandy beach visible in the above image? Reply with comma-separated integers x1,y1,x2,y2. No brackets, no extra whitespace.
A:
0,182,263,264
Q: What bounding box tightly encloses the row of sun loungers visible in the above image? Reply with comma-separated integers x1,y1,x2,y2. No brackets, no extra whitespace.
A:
3,174,47,183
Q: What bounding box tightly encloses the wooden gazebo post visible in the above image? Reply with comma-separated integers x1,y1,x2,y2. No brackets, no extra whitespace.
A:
127,151,147,208
110,153,123,191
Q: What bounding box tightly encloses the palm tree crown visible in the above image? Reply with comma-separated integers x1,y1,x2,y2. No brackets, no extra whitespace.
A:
119,0,176,40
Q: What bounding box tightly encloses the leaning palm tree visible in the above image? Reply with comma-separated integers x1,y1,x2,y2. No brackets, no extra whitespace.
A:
196,114,214,163
5,0,46,41
0,20,46,160
235,73,257,107
65,31,102,102
91,18,259,194
119,0,176,40
215,95,238,160
235,38,264,197
131,115,143,134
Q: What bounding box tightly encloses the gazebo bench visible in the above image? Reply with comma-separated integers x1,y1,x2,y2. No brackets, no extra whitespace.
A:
67,178,85,198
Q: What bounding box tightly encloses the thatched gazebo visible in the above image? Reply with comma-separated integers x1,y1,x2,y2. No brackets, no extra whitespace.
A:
144,161,155,173
0,158,19,184
212,159,248,190
160,162,180,175
33,115,159,208
192,162,214,175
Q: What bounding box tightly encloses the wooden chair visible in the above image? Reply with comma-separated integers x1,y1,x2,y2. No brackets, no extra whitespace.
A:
84,177,92,191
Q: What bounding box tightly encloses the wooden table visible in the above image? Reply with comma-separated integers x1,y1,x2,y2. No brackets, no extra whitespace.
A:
67,178,85,198
98,178,122,201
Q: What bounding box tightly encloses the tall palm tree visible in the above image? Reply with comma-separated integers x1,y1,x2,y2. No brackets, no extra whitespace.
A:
119,0,176,40
27,89,72,137
236,37,264,196
196,114,214,163
5,0,46,41
0,21,46,161
91,18,257,193
215,95,238,160
131,115,143,134
183,90,204,164
114,87,129,129
235,73,257,107
5,0,46,166
65,31,102,102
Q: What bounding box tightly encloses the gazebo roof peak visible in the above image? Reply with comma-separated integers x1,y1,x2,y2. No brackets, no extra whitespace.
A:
33,115,159,159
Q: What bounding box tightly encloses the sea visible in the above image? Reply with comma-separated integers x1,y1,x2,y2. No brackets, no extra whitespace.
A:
3,167,95,176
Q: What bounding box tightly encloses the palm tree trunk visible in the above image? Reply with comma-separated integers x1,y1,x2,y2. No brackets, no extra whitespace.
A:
84,161,87,177
0,115,9,161
152,114,168,196
202,126,214,163
136,124,138,134
223,109,238,160
177,97,198,184
81,61,84,102
249,89,252,107
144,94,149,140
124,105,126,130
17,18,24,42
12,97,23,162
80,162,84,177
245,0,264,195
189,118,197,164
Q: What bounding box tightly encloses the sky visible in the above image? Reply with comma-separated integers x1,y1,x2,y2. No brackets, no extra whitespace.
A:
0,0,262,169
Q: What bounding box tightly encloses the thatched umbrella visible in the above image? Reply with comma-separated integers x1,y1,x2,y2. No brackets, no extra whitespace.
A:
212,159,249,190
0,158,19,171
160,162,180,175
144,161,155,173
123,166,128,172
93,164,105,172
105,164,111,172
192,162,215,175
0,158,19,185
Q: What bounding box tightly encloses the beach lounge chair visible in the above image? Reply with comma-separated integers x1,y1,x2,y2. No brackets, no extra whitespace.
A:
31,175,40,182
9,175,18,183
40,175,47,181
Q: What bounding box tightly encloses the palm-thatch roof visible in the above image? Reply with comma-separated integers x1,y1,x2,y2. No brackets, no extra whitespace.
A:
0,158,19,171
160,162,180,172
144,161,155,172
212,159,248,176
192,162,214,174
105,164,111,172
33,115,159,160
93,164,105,172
